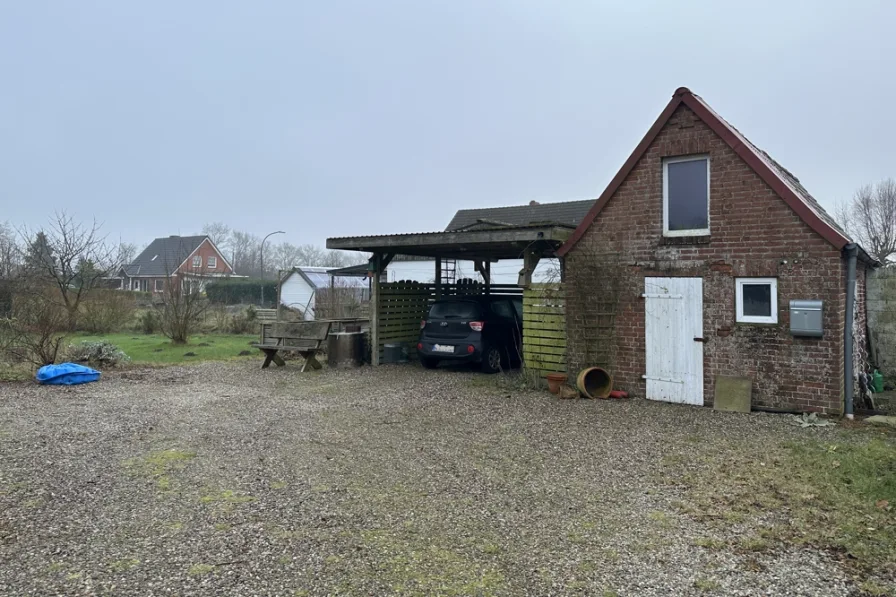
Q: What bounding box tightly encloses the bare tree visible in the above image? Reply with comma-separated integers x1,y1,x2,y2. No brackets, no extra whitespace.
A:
0,222,19,279
19,212,119,330
270,242,363,270
117,241,138,266
201,223,366,275
837,179,896,263
202,221,232,255
230,230,261,277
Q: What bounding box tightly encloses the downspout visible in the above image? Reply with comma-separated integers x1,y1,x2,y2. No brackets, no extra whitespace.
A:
844,243,858,420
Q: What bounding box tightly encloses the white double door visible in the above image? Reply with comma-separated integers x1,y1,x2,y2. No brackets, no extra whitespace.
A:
643,277,704,405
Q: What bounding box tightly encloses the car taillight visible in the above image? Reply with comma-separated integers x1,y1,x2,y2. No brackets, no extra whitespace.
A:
467,345,475,354
417,342,423,350
469,321,484,332
420,319,426,329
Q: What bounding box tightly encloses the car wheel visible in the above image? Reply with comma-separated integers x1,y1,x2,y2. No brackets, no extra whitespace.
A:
481,346,502,374
421,356,439,369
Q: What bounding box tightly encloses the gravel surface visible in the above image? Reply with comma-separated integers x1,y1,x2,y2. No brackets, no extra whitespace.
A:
0,361,858,596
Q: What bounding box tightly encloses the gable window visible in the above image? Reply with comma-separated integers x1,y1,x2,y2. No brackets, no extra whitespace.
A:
207,256,217,269
192,256,201,268
736,278,778,324
663,155,710,236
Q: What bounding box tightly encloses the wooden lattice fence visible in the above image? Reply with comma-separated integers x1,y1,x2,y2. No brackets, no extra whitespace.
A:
522,284,567,376
374,281,523,363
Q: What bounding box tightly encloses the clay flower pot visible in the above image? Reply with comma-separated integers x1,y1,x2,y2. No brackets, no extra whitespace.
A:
546,373,568,395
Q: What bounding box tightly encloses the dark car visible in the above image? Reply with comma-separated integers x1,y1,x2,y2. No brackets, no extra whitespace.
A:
417,295,523,373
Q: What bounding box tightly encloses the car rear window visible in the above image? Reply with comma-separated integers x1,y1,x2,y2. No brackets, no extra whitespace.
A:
428,301,481,319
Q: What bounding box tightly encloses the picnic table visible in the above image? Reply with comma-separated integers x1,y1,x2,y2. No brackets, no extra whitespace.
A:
252,321,332,371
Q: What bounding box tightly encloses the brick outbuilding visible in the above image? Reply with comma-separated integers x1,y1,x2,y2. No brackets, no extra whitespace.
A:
557,88,878,414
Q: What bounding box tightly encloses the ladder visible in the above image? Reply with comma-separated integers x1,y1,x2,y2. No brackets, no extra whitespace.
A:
440,259,457,285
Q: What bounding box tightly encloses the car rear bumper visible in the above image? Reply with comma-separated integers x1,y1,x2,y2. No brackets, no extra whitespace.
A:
417,340,483,362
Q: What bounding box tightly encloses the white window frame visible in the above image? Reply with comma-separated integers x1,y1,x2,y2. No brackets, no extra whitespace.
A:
736,278,778,324
207,256,217,269
192,255,201,268
663,154,711,237
154,279,164,292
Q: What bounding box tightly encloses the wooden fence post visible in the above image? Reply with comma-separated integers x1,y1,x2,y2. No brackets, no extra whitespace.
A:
370,257,382,366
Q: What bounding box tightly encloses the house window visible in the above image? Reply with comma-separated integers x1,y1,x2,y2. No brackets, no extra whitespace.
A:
154,279,164,292
663,155,710,236
736,278,778,324
192,256,202,268
207,256,217,269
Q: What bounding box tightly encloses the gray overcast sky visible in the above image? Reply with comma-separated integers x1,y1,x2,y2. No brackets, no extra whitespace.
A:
1,1,894,250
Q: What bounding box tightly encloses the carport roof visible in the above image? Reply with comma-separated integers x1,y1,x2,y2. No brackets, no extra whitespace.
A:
327,224,572,260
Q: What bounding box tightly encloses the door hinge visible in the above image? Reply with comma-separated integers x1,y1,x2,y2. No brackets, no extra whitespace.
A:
693,337,706,343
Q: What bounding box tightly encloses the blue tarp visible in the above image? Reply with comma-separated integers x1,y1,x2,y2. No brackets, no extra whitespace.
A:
36,363,101,385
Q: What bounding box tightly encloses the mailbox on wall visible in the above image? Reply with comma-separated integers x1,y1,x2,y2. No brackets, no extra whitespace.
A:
790,300,823,337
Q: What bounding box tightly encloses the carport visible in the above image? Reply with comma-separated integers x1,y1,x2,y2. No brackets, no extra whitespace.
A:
327,224,571,367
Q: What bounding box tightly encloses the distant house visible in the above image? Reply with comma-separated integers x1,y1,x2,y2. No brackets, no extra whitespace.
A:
118,235,234,294
280,266,368,320
445,199,594,232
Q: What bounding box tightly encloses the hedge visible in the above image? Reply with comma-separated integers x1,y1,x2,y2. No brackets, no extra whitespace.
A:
206,279,277,306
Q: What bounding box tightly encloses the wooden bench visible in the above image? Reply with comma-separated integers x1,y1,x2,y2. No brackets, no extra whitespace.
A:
252,321,332,371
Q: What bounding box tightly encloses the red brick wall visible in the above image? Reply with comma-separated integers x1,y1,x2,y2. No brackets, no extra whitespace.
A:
177,239,232,276
564,104,848,414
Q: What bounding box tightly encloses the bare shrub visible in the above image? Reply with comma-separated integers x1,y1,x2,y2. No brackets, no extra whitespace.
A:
65,341,130,367
137,310,159,335
229,306,258,334
2,285,69,366
80,290,137,334
315,281,366,320
207,303,232,332
156,278,208,345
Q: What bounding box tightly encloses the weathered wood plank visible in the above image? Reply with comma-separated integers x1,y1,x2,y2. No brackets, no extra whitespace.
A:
523,344,566,356
271,321,331,340
523,337,567,348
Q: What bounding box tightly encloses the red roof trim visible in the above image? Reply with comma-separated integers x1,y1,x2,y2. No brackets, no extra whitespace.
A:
557,88,850,256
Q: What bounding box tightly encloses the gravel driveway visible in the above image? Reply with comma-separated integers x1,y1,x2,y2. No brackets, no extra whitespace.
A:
0,362,857,596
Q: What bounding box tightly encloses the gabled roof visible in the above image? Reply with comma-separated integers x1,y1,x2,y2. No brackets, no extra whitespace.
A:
284,266,368,289
122,235,213,277
446,199,594,232
558,87,858,258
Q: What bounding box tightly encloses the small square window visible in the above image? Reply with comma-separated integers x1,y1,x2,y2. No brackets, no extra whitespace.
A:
192,256,201,268
663,155,709,236
736,278,778,324
154,279,164,292
207,256,217,269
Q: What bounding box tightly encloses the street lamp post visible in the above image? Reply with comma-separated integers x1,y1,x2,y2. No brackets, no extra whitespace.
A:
260,230,285,306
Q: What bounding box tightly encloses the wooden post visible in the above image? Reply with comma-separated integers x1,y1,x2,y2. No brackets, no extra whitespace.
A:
518,249,541,289
435,258,442,300
484,261,491,295
276,270,282,321
370,255,382,366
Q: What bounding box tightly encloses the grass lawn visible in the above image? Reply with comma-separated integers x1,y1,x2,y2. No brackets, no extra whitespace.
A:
69,333,259,365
